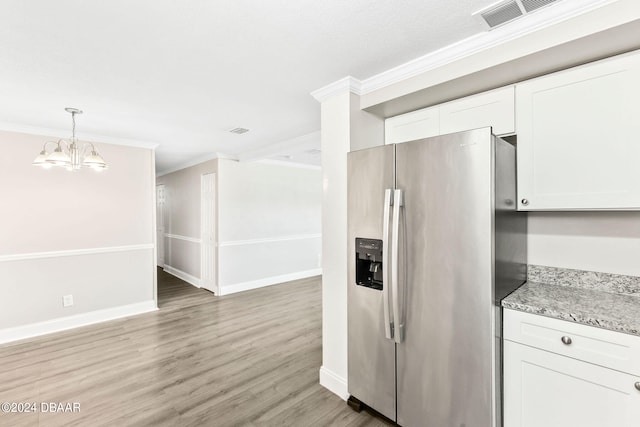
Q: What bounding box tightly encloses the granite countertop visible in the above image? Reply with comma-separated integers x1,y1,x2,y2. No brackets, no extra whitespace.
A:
502,265,640,337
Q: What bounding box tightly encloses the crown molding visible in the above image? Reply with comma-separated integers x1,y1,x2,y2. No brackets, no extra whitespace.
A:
155,151,236,177
310,76,363,102
256,159,321,170
0,121,160,149
359,0,616,94
237,131,320,162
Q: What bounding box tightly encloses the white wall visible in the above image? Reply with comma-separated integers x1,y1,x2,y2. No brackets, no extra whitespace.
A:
217,159,322,295
0,130,156,343
528,212,640,276
156,160,217,284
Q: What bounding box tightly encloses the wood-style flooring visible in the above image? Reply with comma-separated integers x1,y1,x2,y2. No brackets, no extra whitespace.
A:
0,269,391,427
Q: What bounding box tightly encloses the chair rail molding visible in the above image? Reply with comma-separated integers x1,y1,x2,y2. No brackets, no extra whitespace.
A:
0,243,155,263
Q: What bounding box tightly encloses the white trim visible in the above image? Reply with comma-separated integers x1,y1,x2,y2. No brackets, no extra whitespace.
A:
313,0,615,97
311,76,363,102
218,234,321,247
0,244,154,263
163,265,202,288
0,121,159,149
319,366,349,400
219,268,322,295
256,159,321,170
0,301,157,345
164,233,202,244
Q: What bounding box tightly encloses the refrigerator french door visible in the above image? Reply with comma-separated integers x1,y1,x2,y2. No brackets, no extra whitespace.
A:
347,127,526,427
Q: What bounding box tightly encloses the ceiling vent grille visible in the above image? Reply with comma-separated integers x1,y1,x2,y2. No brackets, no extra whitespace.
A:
475,0,561,29
481,1,523,28
229,127,249,134
520,0,557,12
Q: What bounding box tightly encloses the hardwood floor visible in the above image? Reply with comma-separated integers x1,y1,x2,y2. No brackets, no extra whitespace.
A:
0,269,391,427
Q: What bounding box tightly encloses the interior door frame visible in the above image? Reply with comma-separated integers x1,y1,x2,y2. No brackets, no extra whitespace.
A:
156,184,166,268
201,173,217,294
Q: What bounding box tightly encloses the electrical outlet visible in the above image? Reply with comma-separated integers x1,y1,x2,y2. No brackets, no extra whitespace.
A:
63,295,74,307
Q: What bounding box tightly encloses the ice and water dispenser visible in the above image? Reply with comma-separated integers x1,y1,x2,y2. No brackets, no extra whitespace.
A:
355,238,383,290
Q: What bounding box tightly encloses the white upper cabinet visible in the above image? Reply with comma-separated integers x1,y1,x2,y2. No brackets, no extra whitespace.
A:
384,86,515,145
385,106,439,144
516,50,640,210
440,86,515,136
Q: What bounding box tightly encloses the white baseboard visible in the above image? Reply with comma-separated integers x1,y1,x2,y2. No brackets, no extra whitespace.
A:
163,265,201,288
319,366,349,401
0,300,157,345
219,268,322,295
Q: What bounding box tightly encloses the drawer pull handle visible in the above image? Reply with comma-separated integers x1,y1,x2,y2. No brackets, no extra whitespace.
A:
561,336,572,345
635,382,640,391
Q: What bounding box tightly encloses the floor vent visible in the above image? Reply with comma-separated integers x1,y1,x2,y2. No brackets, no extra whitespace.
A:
475,0,561,29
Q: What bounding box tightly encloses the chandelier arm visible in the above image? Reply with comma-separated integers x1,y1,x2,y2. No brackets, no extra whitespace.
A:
57,138,71,151
78,142,95,160
42,140,59,152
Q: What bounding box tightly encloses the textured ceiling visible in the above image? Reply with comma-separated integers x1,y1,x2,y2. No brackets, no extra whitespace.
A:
0,0,527,173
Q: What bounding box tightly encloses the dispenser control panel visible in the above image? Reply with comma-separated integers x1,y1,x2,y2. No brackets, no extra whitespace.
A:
355,238,383,290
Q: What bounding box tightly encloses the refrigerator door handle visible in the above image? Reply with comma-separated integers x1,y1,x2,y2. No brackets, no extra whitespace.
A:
382,188,394,340
392,188,404,344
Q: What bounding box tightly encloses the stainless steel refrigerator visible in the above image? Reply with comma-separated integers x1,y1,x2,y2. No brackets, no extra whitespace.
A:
347,127,527,427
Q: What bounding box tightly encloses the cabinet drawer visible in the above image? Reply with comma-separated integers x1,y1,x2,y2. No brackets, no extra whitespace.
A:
504,309,640,375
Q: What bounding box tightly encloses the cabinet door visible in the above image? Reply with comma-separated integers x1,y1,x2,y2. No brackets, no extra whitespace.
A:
516,51,640,210
504,340,640,427
384,106,439,144
440,86,515,136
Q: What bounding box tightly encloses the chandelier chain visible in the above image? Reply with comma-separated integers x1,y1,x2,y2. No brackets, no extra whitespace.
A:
72,112,76,140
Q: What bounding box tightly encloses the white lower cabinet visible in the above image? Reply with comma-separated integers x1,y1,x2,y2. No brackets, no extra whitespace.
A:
504,340,640,427
503,309,640,427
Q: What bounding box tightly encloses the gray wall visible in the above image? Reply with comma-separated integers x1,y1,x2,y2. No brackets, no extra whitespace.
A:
0,130,156,339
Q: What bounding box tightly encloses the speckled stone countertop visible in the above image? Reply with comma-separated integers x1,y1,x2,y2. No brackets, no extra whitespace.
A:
502,265,640,337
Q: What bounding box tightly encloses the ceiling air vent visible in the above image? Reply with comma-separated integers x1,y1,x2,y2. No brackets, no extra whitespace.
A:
475,0,561,29
520,0,557,13
480,1,523,28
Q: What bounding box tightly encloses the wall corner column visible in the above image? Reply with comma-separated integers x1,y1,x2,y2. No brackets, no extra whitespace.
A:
312,78,384,400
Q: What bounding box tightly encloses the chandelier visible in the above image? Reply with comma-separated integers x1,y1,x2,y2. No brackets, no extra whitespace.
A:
32,108,108,171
